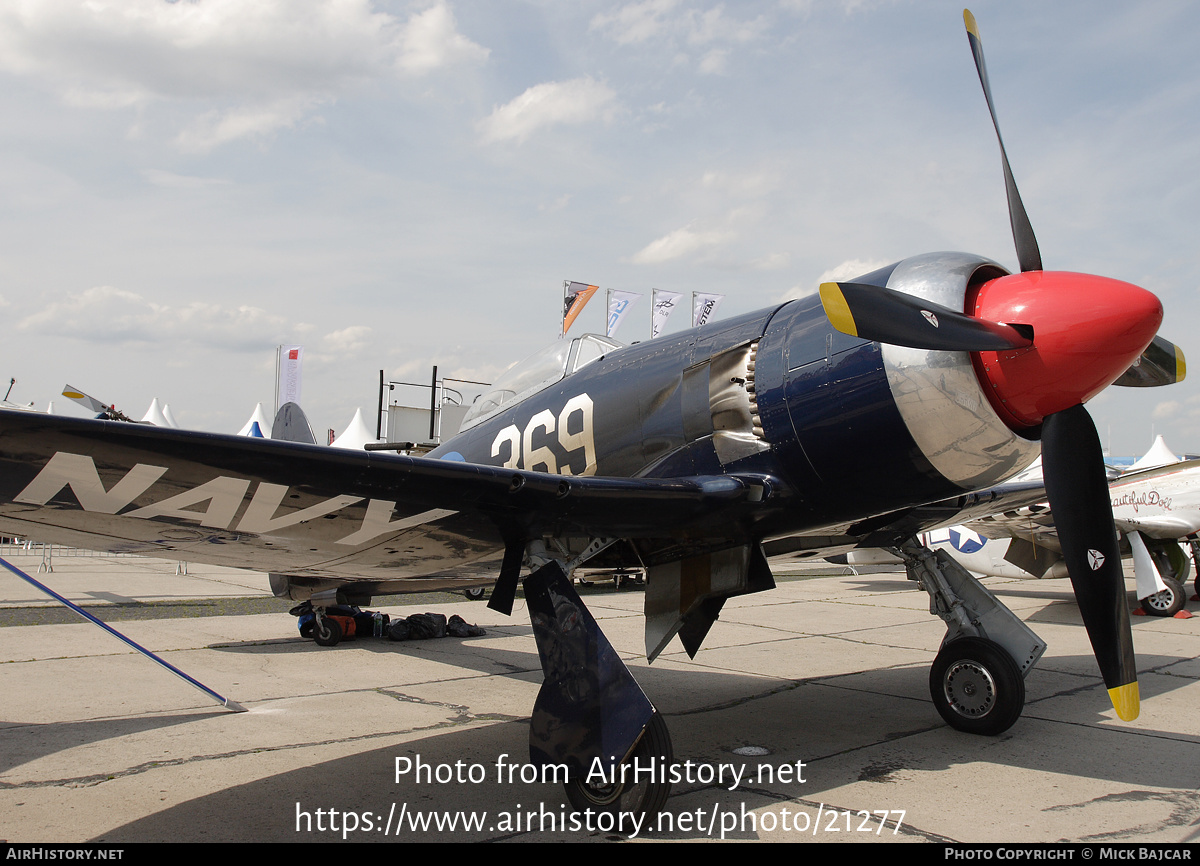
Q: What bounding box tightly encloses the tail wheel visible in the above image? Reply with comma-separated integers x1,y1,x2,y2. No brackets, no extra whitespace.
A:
563,712,672,818
1140,576,1185,617
314,616,343,647
930,637,1024,736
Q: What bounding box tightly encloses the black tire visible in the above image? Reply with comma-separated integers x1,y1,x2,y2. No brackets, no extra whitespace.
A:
314,616,343,647
462,586,487,600
563,712,673,819
1140,576,1185,617
929,637,1024,735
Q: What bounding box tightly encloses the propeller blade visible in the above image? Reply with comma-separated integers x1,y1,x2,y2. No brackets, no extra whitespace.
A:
819,281,1033,351
1041,403,1138,720
61,384,110,415
964,9,1043,273
61,384,134,422
1112,335,1187,387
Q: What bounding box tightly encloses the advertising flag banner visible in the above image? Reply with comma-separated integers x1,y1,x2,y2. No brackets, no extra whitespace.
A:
606,289,642,338
692,292,724,327
277,345,304,410
562,281,599,336
651,289,683,338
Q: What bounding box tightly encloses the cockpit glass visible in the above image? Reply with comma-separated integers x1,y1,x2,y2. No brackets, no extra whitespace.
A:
460,334,623,430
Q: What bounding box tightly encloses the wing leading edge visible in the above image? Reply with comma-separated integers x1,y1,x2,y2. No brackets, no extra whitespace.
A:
0,409,774,586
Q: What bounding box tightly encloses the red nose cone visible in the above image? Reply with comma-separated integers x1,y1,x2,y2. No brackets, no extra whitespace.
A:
970,271,1162,430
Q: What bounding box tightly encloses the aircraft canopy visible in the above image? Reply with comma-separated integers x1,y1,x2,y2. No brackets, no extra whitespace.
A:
460,333,622,430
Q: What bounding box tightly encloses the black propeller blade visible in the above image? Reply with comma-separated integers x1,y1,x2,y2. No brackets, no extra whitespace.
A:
1113,335,1187,388
964,9,1042,273
819,281,1033,352
962,9,1140,720
1041,405,1139,719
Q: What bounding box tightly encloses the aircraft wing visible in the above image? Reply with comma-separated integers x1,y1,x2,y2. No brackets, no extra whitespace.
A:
0,409,771,590
962,458,1200,550
761,477,1050,560
961,501,1061,553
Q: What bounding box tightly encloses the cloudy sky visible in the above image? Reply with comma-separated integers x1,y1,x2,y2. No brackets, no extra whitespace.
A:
0,0,1197,458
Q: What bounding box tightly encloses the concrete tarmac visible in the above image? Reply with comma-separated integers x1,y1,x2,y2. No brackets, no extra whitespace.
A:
1,549,1198,844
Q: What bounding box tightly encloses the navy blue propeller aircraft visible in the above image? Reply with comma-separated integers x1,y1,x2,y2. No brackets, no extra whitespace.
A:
0,12,1186,818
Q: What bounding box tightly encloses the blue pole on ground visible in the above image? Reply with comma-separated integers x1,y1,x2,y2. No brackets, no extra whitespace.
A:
0,555,246,713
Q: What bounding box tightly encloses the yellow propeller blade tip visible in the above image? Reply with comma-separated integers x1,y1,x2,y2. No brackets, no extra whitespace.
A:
1108,682,1140,721
963,9,979,39
1176,346,1186,383
818,283,858,337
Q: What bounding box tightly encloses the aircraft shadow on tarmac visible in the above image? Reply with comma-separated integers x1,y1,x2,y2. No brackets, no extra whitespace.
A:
90,651,1200,843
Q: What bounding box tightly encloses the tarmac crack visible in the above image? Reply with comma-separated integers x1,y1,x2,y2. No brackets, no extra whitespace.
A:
374,687,524,725
1045,789,1200,841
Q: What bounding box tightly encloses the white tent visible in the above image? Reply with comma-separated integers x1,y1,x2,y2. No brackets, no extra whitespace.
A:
330,408,376,450
141,398,170,427
162,403,180,428
1128,435,1180,473
238,403,272,438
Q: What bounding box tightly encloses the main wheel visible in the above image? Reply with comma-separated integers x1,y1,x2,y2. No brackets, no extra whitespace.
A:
563,712,673,818
1140,576,1185,617
929,637,1024,735
314,616,343,647
462,586,487,600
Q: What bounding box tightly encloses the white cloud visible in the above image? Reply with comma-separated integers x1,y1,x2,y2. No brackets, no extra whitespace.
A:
176,95,329,152
685,6,767,47
396,1,488,75
539,194,572,212
751,252,790,270
779,258,889,301
479,77,617,144
0,0,487,150
590,0,682,45
590,1,766,73
322,325,373,353
18,285,294,351
697,48,729,75
1153,400,1180,420
631,224,732,264
141,168,231,189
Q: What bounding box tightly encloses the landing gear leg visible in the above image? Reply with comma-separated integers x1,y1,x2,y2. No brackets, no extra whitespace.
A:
1191,540,1200,600
524,561,673,819
898,538,1045,735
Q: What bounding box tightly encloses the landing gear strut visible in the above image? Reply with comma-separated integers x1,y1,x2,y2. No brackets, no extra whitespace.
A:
898,538,1045,736
523,561,673,817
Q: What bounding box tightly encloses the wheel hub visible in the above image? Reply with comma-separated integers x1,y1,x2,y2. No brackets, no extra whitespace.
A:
1144,589,1173,612
943,659,997,718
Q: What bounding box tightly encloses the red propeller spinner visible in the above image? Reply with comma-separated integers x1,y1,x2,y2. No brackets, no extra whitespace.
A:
969,271,1163,431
